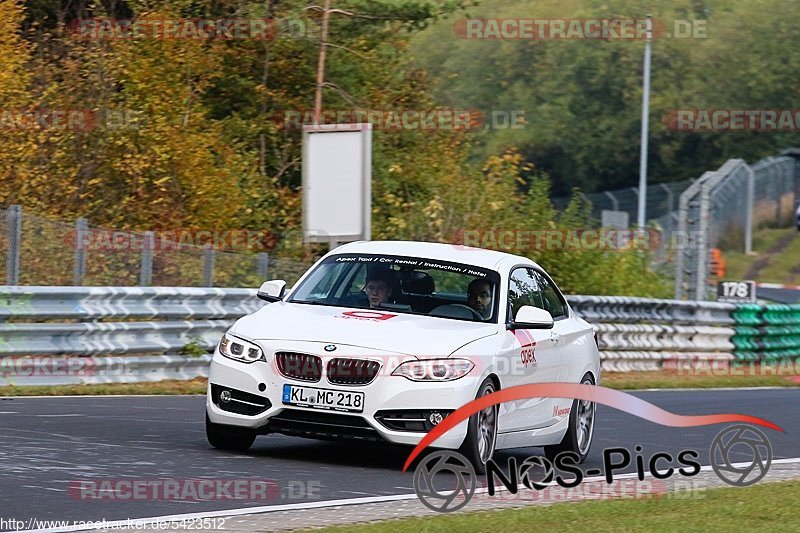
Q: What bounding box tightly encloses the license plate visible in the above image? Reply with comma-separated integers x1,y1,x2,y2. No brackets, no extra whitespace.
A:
282,384,365,413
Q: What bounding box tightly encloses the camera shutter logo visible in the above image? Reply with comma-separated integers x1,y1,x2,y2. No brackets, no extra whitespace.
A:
710,424,772,486
413,450,476,512
519,455,555,490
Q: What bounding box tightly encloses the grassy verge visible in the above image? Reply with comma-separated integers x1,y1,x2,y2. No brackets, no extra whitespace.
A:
312,480,800,532
0,378,207,396
722,226,798,283
759,229,800,284
1,370,798,397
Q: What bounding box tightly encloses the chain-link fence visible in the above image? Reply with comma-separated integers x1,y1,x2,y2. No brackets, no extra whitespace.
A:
675,153,800,300
4,149,798,290
553,179,693,249
553,149,799,301
553,179,692,226
0,206,315,288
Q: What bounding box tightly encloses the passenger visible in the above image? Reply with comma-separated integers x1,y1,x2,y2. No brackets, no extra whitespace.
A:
467,278,493,319
795,201,800,231
365,270,394,308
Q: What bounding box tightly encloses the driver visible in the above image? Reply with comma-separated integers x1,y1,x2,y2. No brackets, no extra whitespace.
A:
467,278,493,319
365,270,393,309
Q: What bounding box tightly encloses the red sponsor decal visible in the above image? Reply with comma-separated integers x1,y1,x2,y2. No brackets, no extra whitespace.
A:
340,311,397,321
553,405,571,417
513,328,536,348
513,329,537,366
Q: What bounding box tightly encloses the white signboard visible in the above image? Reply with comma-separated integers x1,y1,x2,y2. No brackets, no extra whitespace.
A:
601,210,630,248
302,124,372,244
601,210,629,229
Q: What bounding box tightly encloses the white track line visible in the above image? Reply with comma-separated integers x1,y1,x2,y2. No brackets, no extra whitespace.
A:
634,386,798,392
20,457,800,533
3,395,204,399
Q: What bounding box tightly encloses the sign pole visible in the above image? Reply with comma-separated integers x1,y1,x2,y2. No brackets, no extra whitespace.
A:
637,15,652,229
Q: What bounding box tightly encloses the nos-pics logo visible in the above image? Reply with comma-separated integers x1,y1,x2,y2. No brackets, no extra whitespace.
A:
413,424,773,513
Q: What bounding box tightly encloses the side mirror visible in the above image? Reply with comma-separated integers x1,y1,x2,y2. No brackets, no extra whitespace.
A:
257,280,286,302
509,305,554,330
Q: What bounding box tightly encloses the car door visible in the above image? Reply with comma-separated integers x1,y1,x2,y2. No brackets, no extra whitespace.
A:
533,269,587,424
497,267,560,434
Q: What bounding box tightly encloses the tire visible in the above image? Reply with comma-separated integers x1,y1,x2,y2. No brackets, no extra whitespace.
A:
458,377,498,475
206,414,256,452
544,373,596,464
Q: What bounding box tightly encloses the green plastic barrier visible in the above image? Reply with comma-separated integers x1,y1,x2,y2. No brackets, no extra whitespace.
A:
732,303,800,363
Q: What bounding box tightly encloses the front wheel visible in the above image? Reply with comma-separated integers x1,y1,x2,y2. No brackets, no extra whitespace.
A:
544,373,596,463
458,377,498,474
206,414,256,451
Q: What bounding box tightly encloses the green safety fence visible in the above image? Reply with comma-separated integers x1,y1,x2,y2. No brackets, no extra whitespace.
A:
732,304,800,361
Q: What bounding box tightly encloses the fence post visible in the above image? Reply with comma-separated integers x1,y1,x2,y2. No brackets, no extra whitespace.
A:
660,183,674,215
5,205,21,285
73,217,88,285
257,252,269,280
579,192,592,224
140,231,154,286
203,245,215,287
603,191,620,211
745,165,754,255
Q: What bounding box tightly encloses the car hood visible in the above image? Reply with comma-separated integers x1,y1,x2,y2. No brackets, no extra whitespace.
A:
231,301,498,357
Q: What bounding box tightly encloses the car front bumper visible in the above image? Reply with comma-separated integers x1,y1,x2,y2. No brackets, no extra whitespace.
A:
206,341,481,449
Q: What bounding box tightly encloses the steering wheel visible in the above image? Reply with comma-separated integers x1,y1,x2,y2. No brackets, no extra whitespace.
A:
431,304,485,321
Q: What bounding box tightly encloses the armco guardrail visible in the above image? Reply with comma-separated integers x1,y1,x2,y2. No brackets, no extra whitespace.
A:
567,296,736,372
0,288,796,386
0,287,262,386
1,355,214,387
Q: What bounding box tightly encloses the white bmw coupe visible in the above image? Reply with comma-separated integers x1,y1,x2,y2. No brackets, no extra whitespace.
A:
206,241,600,470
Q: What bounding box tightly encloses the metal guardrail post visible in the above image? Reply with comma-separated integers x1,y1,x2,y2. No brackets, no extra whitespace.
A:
140,231,154,286
73,217,88,286
776,163,784,223
257,252,269,280
5,205,21,285
203,245,215,287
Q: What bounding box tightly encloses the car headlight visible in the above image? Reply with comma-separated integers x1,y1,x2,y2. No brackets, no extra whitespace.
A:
218,332,264,364
391,359,474,381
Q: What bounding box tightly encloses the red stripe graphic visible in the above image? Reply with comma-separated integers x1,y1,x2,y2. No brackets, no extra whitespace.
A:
402,383,783,472
513,328,535,348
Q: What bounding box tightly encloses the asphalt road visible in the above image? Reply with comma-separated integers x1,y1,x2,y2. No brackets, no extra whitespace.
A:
757,286,800,304
1,388,798,530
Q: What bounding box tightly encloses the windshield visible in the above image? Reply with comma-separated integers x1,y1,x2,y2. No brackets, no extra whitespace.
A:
288,254,501,323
